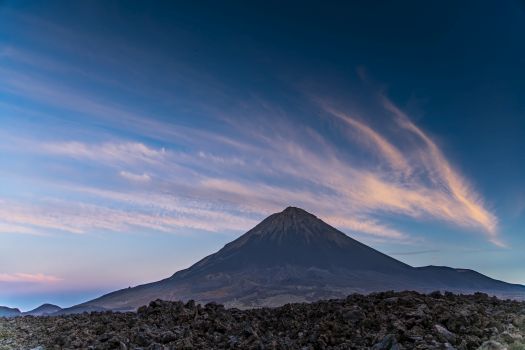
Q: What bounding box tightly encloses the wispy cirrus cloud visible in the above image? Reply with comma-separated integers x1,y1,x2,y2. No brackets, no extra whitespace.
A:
1,95,500,244
40,141,166,165
300,96,500,245
322,216,407,239
380,96,500,244
0,273,62,283
0,196,258,235
0,223,42,236
324,106,411,175
119,171,151,182
0,27,500,244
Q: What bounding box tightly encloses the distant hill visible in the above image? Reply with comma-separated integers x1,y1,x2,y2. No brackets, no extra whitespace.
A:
0,304,62,318
60,207,525,314
23,304,62,316
0,306,21,318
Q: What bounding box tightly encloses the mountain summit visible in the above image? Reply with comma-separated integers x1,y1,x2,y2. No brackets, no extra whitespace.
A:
63,207,525,313
179,206,409,278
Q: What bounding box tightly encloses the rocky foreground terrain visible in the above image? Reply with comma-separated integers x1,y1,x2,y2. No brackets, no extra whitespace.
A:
1,291,525,350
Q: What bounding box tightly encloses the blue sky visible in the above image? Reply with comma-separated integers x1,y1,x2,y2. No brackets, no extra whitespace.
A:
1,1,524,310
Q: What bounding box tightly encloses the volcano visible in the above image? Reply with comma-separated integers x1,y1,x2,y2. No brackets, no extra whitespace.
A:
178,206,410,276
62,207,525,313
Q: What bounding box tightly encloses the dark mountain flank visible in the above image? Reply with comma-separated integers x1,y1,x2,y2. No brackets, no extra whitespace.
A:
179,206,410,276
61,207,525,313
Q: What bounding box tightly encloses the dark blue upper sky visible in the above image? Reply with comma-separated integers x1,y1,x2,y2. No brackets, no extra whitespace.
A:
1,0,524,310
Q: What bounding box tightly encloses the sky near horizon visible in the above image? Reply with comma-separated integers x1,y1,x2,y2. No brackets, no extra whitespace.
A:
1,1,525,310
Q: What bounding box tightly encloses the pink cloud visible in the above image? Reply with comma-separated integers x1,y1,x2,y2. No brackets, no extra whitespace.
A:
0,273,62,283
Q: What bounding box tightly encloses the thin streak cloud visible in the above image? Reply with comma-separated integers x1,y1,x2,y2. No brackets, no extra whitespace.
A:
0,223,42,236
381,96,500,245
40,142,166,165
325,106,411,175
119,171,151,182
0,273,62,283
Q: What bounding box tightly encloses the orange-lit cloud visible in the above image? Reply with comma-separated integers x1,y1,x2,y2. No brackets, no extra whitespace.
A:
322,216,407,239
380,96,500,245
324,106,411,175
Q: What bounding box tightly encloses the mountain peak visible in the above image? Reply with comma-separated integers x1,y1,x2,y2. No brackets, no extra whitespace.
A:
250,206,332,242
176,206,410,277
280,206,314,216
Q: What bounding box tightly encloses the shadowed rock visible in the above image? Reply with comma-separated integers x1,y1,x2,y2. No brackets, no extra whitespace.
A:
2,291,525,349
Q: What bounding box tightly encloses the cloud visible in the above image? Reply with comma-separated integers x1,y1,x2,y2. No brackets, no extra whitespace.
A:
0,196,258,235
0,273,62,283
2,96,501,245
380,96,500,245
40,141,166,165
0,42,500,244
322,216,408,239
296,97,500,245
119,171,151,182
0,223,42,236
324,106,411,175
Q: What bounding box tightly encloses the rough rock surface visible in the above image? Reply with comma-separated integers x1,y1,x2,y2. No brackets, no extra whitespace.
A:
1,291,524,350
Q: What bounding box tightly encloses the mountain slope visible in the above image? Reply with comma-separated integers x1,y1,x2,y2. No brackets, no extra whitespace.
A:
177,206,411,277
62,207,525,313
0,306,21,318
23,304,62,316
